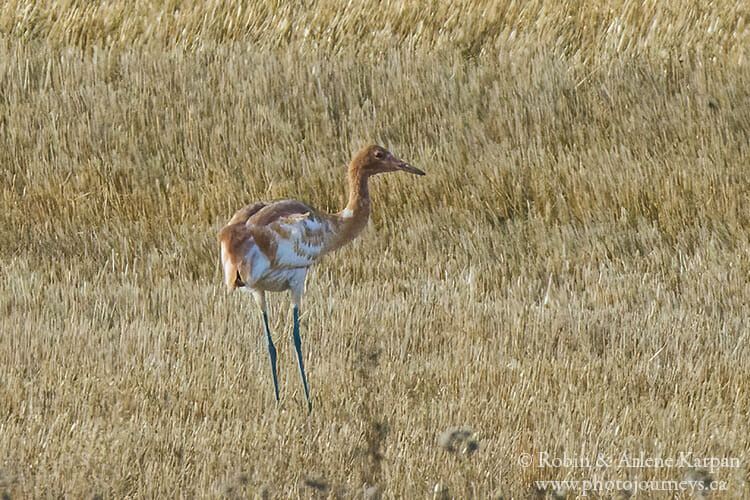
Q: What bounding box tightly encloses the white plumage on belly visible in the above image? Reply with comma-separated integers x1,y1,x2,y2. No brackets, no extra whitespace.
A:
244,244,307,291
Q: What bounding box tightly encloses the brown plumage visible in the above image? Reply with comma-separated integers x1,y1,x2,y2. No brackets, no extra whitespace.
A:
218,145,425,410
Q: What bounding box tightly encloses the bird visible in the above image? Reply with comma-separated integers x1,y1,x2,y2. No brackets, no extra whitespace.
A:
218,145,425,410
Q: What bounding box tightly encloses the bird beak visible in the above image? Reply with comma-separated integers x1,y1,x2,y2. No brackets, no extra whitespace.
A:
393,159,425,176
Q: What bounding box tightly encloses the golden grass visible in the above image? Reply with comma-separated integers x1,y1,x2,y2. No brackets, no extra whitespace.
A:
2,0,749,62
1,1,750,498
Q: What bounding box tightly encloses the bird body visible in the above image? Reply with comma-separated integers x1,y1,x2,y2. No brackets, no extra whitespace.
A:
219,145,424,410
220,201,329,293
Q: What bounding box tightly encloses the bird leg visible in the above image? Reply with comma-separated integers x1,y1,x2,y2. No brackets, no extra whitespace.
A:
291,295,312,412
255,291,279,403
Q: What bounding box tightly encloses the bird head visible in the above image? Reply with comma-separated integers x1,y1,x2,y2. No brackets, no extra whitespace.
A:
351,145,425,177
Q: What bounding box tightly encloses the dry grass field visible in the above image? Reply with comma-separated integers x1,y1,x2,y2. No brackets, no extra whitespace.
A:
1,1,750,498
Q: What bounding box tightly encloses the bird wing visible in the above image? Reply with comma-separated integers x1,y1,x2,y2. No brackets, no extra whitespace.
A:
247,200,313,226
220,200,333,288
267,209,333,269
226,201,268,226
250,201,332,266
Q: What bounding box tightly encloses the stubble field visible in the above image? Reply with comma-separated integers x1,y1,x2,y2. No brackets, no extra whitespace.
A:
1,1,749,498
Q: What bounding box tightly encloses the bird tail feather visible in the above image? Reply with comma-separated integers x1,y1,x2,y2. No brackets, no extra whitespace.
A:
219,226,253,290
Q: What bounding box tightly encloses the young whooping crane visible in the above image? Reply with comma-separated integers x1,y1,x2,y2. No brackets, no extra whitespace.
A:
219,145,425,411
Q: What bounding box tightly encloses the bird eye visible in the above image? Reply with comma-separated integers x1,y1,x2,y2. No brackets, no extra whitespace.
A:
374,150,384,159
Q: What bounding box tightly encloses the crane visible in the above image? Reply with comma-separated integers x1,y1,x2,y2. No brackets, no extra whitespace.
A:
219,145,425,410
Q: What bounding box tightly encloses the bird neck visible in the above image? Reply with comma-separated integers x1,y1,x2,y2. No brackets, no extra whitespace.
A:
329,168,371,250
345,168,371,216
